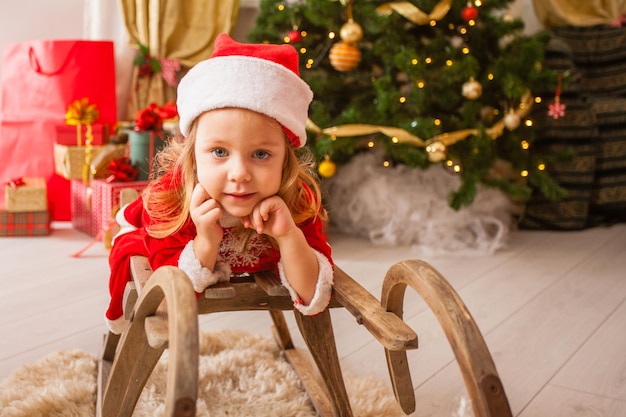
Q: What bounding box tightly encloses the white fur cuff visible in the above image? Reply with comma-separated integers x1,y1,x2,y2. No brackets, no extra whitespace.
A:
278,249,334,316
106,316,129,335
112,203,138,246
178,240,232,292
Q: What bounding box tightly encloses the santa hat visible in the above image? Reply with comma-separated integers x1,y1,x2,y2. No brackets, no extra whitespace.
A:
176,33,313,148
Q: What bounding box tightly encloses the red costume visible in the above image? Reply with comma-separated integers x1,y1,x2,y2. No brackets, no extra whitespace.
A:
106,34,334,334
106,186,333,333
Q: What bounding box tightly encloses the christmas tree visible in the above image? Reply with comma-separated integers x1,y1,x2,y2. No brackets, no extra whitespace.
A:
248,0,565,209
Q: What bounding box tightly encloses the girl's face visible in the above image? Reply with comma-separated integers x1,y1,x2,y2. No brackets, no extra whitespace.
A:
194,108,287,218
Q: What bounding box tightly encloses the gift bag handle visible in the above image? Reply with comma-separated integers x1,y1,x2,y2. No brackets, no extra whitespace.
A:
28,43,78,76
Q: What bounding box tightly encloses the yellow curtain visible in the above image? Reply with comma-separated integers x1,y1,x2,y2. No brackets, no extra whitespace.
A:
118,0,239,120
533,0,626,28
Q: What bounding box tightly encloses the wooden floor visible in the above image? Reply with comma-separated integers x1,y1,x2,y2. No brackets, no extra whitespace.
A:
1,221,625,416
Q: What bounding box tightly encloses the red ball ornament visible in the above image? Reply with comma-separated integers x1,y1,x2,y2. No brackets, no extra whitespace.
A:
461,5,479,22
287,29,302,43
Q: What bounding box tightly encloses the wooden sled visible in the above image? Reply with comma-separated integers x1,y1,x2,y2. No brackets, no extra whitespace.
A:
96,188,511,417
96,256,512,417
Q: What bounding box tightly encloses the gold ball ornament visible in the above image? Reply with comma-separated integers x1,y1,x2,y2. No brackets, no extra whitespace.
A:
503,113,521,130
426,141,447,162
329,41,361,72
340,19,363,43
318,158,337,178
462,77,482,100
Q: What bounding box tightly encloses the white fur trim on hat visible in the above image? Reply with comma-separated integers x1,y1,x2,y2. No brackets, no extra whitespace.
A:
177,55,313,148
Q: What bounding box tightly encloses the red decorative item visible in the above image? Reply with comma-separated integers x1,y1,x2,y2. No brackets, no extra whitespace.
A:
70,180,98,237
461,4,479,22
287,29,302,43
6,177,25,189
0,39,117,221
71,179,148,237
159,58,181,87
157,101,178,120
134,102,164,131
55,124,108,146
106,157,138,183
134,43,161,78
548,73,566,120
93,179,148,236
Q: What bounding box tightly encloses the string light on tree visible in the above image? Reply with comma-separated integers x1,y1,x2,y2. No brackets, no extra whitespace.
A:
249,0,566,209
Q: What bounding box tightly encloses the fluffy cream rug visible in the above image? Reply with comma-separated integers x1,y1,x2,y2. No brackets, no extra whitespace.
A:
0,329,404,417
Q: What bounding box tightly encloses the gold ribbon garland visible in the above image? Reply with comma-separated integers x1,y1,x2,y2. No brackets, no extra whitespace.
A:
376,0,453,25
307,91,535,152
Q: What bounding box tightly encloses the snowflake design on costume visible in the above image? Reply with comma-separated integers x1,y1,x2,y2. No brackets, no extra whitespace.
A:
219,228,273,268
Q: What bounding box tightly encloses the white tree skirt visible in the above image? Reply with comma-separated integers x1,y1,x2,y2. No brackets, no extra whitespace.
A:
324,152,516,257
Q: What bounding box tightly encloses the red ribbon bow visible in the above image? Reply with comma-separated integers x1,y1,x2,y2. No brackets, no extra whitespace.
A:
134,102,164,132
106,157,138,183
6,177,26,189
134,101,178,132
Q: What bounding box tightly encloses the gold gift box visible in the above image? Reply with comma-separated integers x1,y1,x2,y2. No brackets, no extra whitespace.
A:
54,143,128,181
5,177,47,212
54,143,101,180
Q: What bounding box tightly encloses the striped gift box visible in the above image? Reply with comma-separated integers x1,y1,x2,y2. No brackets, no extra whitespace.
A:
92,179,148,233
0,210,50,236
71,180,98,237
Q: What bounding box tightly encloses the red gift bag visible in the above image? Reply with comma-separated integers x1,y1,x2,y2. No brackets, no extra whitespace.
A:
0,40,117,220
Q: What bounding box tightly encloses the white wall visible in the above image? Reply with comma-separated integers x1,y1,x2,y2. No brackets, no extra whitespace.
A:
0,0,84,80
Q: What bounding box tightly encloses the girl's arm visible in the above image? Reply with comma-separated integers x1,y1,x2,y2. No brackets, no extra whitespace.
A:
244,195,334,315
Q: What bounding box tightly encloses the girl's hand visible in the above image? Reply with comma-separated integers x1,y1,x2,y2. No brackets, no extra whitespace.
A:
241,195,296,240
190,183,224,247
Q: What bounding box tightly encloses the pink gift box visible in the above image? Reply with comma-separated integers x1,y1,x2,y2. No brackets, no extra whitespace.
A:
71,179,148,237
71,180,98,236
92,179,148,235
55,124,109,146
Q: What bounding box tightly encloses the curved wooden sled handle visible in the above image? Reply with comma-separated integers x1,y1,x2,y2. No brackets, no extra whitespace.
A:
101,267,199,417
381,259,512,417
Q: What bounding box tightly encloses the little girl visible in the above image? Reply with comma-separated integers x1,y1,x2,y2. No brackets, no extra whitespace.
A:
105,33,334,333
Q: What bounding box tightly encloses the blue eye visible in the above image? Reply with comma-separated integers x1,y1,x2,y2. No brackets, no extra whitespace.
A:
211,148,227,158
254,150,270,160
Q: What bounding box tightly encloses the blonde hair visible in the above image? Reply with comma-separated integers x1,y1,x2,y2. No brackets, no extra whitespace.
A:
143,117,325,239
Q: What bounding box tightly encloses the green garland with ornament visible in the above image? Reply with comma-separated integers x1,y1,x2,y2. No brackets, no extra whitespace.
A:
248,0,566,209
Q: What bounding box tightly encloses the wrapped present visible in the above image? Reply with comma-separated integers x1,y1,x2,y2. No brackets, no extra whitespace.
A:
55,124,110,146
71,180,98,236
93,179,148,236
0,209,50,236
53,143,106,180
90,144,128,180
4,177,47,212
